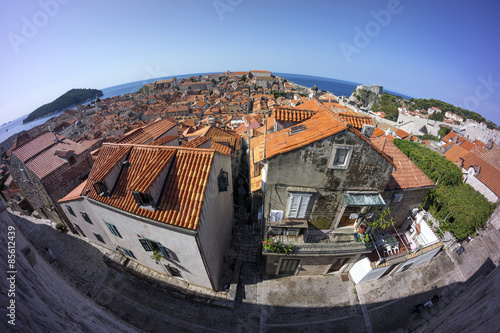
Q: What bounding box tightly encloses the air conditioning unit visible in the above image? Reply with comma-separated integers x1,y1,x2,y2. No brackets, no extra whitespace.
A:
393,193,403,202
362,124,375,137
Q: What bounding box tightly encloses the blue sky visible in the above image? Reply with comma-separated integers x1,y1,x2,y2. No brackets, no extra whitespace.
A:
1,0,499,125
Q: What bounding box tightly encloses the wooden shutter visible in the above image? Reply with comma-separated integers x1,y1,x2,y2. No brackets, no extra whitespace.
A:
287,195,301,218
288,193,311,218
297,194,311,218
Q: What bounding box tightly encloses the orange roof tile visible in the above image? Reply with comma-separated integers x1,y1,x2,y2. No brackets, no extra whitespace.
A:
461,152,500,196
81,144,215,230
444,144,469,164
333,111,374,130
272,107,315,122
372,127,386,138
264,110,347,159
127,148,175,193
147,135,179,146
371,137,435,190
116,119,176,144
395,129,410,139
58,181,87,202
11,132,92,180
181,136,211,148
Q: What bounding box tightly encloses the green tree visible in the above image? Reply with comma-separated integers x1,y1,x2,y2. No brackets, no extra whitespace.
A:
393,139,496,240
429,112,444,121
438,125,451,138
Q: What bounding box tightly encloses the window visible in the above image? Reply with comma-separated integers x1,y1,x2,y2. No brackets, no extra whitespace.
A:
80,211,92,224
164,264,183,278
278,258,300,274
74,223,86,237
105,222,122,238
93,182,109,197
287,193,312,219
93,233,105,244
132,191,156,210
329,146,353,170
117,246,136,259
218,169,228,192
66,205,76,217
138,238,169,258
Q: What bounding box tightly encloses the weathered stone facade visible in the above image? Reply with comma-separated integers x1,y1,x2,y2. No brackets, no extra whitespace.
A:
382,187,434,227
264,130,394,230
262,129,395,276
7,134,97,228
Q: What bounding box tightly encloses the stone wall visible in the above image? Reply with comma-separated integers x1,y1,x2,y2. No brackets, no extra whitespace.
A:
383,187,433,227
264,130,394,230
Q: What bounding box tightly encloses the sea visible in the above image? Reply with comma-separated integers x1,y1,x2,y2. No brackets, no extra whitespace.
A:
0,72,411,144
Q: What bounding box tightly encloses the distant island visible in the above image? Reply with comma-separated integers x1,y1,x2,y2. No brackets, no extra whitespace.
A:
23,88,103,124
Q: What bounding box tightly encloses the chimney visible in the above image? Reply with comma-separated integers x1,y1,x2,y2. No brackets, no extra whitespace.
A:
53,133,60,143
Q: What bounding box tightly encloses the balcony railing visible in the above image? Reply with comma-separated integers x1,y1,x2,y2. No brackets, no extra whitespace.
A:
294,242,374,255
264,231,374,255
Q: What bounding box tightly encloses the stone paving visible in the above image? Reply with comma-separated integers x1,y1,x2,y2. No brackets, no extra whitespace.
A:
6,203,500,332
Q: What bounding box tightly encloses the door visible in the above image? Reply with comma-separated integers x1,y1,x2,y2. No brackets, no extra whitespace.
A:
328,257,349,273
278,258,300,275
338,206,361,227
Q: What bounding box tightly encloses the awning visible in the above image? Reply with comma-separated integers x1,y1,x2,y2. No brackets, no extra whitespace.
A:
343,193,385,207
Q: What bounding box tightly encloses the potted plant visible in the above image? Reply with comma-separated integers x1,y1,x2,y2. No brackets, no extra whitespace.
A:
262,236,294,254
151,250,166,263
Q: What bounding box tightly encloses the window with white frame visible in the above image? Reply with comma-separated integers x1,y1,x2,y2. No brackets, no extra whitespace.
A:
287,193,312,218
329,145,353,169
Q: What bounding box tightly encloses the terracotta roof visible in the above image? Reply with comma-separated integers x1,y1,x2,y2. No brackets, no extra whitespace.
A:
395,129,410,139
11,132,90,180
292,99,330,112
478,143,500,171
187,126,240,156
127,148,176,193
458,140,476,152
80,144,216,230
461,152,500,196
272,107,315,122
372,127,386,138
264,110,347,159
211,142,232,155
443,144,469,164
58,181,87,203
333,111,374,130
181,136,210,148
371,137,435,190
116,119,176,144
147,135,179,146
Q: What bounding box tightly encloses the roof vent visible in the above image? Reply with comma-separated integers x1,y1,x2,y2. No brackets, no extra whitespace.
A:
289,124,307,135
361,124,375,138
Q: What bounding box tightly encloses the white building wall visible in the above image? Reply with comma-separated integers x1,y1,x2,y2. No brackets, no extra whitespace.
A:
197,153,234,290
349,258,391,284
63,197,212,289
464,174,499,203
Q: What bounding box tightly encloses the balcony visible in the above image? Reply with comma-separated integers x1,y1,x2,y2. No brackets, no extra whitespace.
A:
264,227,374,256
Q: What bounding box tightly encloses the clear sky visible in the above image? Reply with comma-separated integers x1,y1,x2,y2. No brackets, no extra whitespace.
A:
1,0,499,125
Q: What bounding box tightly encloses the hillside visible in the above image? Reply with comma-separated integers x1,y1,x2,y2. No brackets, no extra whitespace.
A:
23,88,103,124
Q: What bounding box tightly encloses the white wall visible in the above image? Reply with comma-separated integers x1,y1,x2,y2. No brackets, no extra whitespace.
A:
64,197,213,289
197,153,234,290
349,258,391,284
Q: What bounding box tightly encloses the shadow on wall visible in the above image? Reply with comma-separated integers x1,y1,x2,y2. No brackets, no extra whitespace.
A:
6,211,500,333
